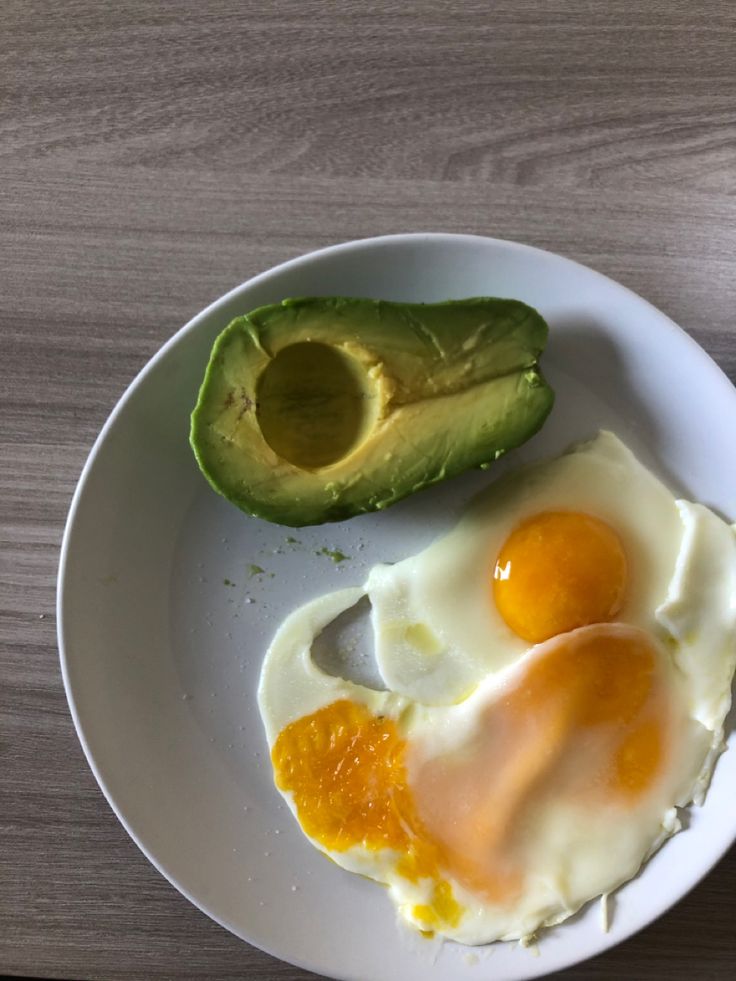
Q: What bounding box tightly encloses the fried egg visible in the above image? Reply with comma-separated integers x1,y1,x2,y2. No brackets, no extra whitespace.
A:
366,431,684,704
257,431,736,945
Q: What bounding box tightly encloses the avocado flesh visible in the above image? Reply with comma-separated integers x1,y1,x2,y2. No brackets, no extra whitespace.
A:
190,296,554,526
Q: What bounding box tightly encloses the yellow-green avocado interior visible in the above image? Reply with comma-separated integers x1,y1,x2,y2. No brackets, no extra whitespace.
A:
190,296,554,526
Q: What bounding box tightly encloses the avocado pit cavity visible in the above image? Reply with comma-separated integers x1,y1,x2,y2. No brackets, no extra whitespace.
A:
256,341,379,470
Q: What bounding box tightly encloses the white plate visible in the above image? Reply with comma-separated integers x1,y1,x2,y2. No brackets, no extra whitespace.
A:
58,234,736,981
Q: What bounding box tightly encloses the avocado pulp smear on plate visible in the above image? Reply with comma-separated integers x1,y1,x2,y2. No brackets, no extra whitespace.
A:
190,296,554,526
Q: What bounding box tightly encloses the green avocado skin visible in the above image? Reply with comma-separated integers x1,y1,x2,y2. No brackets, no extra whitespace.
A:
190,296,555,526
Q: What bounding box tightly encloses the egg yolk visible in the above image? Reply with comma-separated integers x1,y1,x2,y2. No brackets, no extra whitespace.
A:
272,699,409,853
272,624,671,917
493,510,628,642
271,699,465,929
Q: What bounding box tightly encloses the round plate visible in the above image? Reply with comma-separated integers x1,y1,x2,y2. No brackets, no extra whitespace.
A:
58,234,736,981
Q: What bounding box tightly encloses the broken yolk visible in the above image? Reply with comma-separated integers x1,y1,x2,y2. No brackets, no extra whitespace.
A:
272,699,410,853
272,626,670,920
271,699,465,929
493,510,628,643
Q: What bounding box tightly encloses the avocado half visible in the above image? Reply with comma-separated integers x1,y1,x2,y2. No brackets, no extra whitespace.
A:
190,296,554,526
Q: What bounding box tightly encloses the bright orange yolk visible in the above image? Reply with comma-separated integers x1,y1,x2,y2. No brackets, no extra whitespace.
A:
271,699,465,930
272,624,671,919
272,699,410,854
493,510,628,643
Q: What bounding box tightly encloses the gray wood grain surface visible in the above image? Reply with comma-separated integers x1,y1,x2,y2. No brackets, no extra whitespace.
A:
3,1,736,978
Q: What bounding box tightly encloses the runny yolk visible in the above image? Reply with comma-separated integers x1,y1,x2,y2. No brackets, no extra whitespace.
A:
271,625,670,921
271,699,410,854
271,699,465,929
493,510,628,643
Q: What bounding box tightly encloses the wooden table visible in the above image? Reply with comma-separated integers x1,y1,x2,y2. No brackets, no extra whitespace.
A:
3,2,736,978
